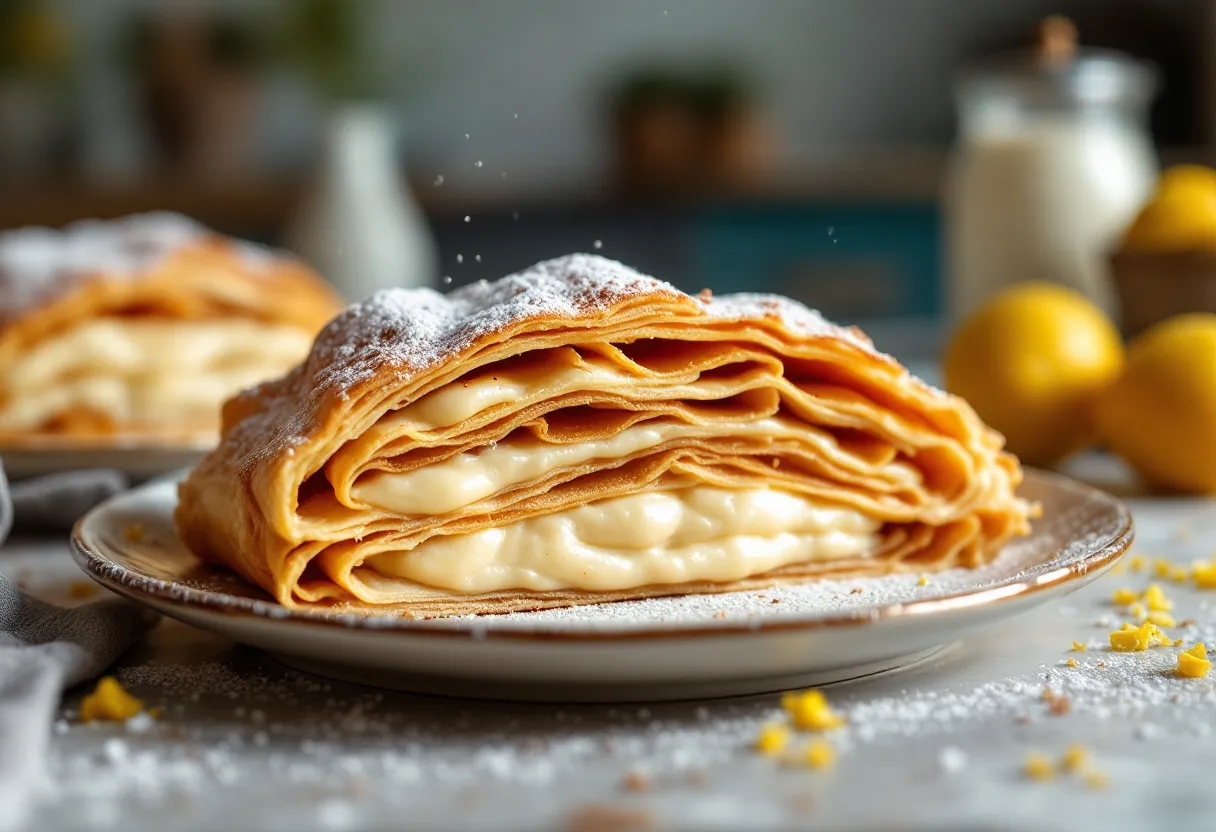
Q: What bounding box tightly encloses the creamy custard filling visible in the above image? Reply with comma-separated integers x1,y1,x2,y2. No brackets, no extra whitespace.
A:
356,417,804,515
365,486,882,594
356,417,923,516
0,318,313,429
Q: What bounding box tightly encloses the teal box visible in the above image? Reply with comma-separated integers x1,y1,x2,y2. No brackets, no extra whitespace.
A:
690,204,941,322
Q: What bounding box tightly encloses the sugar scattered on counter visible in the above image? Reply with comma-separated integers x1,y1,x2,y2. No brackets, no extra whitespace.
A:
939,747,968,774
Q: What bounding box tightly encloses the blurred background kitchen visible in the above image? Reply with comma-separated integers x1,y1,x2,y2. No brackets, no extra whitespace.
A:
2,0,1212,361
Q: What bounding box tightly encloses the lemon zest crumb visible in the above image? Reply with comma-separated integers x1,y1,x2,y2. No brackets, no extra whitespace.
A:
79,677,144,723
916,575,929,586
1071,641,1086,652
1110,621,1169,652
803,740,836,769
1129,554,1147,572
1154,558,1172,578
1066,658,1077,668
1171,566,1190,583
782,690,846,732
1112,587,1139,606
1129,602,1147,621
1177,643,1212,678
1147,611,1176,628
1060,744,1087,773
1083,770,1110,790
1024,752,1055,781
755,722,791,755
1144,584,1173,612
1194,561,1216,589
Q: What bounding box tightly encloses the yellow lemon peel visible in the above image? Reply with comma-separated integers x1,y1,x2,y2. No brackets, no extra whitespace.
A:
1110,621,1169,652
1177,643,1212,678
803,740,836,770
1193,561,1216,589
1147,611,1176,628
1061,745,1088,773
1144,584,1173,612
1024,752,1055,781
783,690,846,732
79,677,144,723
755,723,791,755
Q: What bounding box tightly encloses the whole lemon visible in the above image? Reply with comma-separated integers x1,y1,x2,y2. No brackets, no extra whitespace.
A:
1121,165,1216,253
944,282,1124,467
1096,313,1216,493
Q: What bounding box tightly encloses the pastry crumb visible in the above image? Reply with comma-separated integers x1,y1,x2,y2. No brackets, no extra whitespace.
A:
67,581,96,599
566,804,656,832
621,771,650,792
123,523,146,542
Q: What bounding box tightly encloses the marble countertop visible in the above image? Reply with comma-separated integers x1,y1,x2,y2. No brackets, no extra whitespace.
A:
6,452,1216,832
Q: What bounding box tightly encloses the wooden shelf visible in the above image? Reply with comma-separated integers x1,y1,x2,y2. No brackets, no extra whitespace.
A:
0,150,952,233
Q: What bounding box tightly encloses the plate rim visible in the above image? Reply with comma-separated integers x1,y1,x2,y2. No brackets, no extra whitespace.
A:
0,432,215,454
69,468,1134,643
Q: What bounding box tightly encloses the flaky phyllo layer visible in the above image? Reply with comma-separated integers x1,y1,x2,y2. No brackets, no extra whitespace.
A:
175,254,1035,616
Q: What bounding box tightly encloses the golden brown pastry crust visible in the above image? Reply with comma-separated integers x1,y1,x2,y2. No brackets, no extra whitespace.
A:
176,254,1035,616
0,213,342,441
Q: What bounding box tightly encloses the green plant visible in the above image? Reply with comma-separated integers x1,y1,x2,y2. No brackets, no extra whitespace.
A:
0,0,68,78
280,0,381,101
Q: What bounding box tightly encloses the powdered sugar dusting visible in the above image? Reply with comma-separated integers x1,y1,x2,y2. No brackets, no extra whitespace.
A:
0,212,277,324
223,254,880,465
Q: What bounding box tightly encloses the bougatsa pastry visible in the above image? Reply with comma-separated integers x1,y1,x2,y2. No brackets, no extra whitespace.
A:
176,254,1035,616
0,213,341,441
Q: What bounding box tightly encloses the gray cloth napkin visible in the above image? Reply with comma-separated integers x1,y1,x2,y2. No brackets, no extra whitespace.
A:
0,461,155,832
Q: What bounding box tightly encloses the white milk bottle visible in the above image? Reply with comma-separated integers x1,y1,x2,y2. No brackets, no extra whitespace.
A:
943,17,1158,323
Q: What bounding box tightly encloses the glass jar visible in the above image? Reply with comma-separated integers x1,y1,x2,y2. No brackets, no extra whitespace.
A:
943,19,1158,322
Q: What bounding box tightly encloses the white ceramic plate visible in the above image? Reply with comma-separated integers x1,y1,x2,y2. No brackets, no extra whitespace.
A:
71,470,1131,702
1,435,213,481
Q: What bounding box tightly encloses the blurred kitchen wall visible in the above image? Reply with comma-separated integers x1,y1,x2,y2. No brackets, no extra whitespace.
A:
2,0,1212,347
19,0,1210,186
